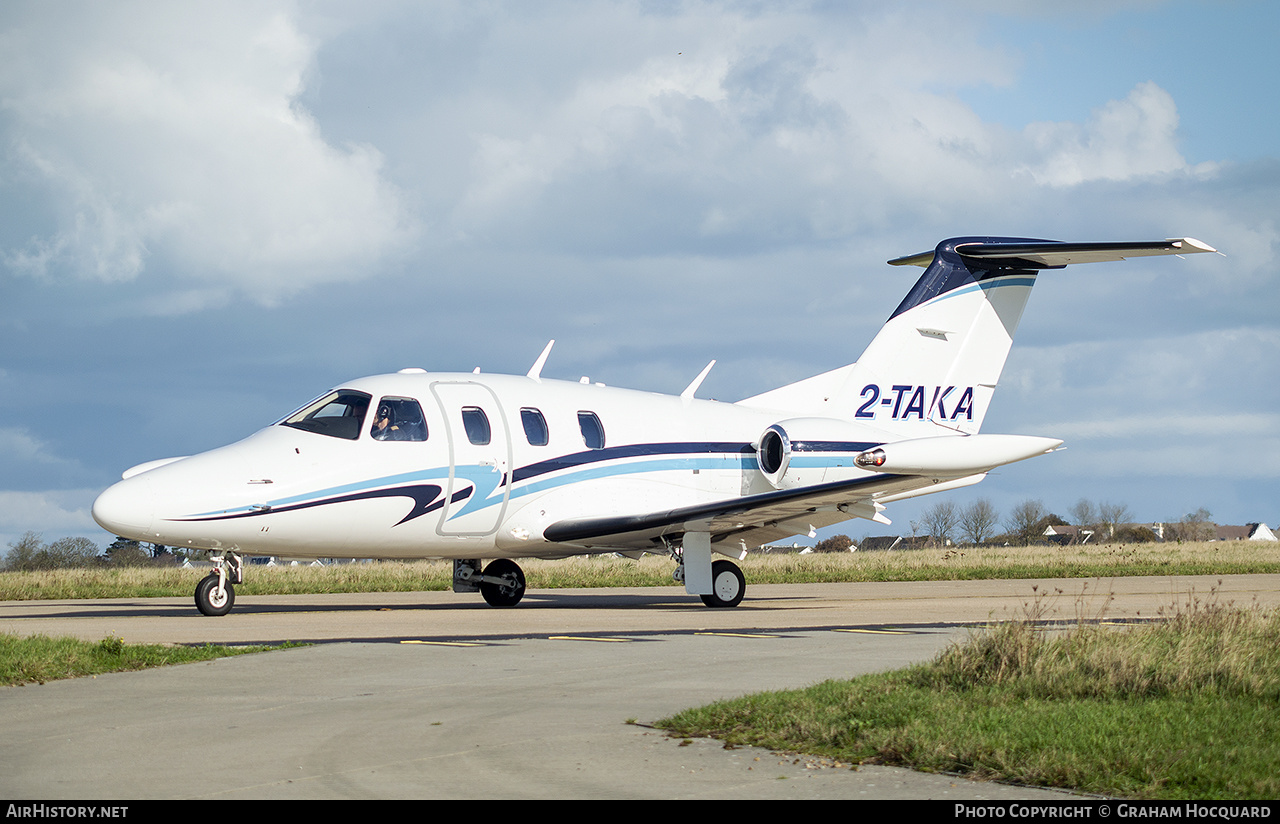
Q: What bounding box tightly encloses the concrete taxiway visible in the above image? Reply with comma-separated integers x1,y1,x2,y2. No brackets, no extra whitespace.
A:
2,574,1277,800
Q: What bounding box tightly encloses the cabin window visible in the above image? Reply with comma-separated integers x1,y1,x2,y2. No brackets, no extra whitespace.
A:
577,411,605,450
461,407,491,445
521,408,549,446
281,390,371,441
370,397,428,442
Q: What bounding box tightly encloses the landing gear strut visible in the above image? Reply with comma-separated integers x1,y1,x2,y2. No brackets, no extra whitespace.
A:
669,538,746,608
195,552,242,616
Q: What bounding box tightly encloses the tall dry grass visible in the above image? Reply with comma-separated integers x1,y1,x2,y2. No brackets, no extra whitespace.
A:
658,586,1280,799
923,590,1280,700
0,539,1275,600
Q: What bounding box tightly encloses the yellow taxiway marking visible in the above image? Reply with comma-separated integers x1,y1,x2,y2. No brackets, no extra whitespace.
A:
694,631,779,638
548,635,632,643
400,640,489,647
833,628,914,635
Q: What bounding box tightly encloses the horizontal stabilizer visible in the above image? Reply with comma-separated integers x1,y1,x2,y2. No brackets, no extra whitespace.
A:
889,238,1216,269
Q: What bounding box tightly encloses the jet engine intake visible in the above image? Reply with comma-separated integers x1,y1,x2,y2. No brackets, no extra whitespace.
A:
755,417,876,489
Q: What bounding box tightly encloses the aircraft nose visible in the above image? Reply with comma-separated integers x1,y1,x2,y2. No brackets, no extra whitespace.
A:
92,476,155,539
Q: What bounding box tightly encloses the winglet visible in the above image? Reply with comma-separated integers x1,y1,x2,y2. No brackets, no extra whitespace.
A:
527,340,555,380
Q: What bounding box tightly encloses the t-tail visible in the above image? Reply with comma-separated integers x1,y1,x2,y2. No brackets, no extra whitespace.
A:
738,235,1216,438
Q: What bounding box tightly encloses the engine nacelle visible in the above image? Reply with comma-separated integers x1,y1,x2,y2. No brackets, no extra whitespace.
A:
756,417,872,489
853,434,1063,475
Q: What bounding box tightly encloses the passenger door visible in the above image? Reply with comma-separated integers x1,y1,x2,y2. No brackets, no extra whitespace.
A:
430,381,511,536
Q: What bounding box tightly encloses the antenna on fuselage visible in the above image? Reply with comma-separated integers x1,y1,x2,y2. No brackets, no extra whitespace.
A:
681,360,716,400
528,340,555,381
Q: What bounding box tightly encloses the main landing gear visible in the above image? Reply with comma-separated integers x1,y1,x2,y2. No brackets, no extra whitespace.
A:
453,559,527,607
670,539,746,608
702,559,746,608
195,552,242,616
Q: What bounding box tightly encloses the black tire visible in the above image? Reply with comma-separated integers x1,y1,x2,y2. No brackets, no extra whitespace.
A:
700,560,745,608
479,559,526,607
195,573,235,616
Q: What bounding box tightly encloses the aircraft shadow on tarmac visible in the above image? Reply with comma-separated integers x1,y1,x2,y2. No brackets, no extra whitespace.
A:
7,589,817,621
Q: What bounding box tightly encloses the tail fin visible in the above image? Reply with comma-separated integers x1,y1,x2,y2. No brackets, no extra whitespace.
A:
739,236,1215,436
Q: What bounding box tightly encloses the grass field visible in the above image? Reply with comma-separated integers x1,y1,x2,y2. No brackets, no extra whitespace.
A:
0,538,1276,600
0,633,297,686
657,596,1280,799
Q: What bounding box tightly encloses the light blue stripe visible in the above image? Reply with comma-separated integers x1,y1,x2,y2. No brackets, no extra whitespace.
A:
190,449,867,519
931,275,1037,306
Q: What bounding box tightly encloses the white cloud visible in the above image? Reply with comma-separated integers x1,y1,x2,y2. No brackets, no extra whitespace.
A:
411,8,1220,259
1019,81,1214,186
0,426,86,476
0,2,417,303
2,4,1243,306
0,489,100,553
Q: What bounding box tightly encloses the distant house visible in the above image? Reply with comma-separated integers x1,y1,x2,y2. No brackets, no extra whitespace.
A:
758,543,813,554
1043,524,1095,545
859,536,903,552
1213,523,1277,542
899,536,943,550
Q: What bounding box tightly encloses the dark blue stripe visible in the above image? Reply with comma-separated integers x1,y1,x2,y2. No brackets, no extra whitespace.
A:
889,236,1050,320
510,442,754,485
172,484,447,527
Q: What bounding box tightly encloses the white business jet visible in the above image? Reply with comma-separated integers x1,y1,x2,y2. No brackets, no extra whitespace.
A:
92,235,1216,615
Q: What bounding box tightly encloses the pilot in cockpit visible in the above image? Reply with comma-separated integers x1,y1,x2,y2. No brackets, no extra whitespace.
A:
370,404,401,441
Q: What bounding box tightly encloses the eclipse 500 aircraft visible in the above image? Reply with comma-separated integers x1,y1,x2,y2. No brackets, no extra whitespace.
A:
92,235,1216,615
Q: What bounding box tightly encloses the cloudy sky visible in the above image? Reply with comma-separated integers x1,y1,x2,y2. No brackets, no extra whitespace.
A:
2,0,1277,552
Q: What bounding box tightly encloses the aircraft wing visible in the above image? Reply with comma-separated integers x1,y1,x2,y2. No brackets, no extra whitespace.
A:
888,237,1217,269
542,473,947,553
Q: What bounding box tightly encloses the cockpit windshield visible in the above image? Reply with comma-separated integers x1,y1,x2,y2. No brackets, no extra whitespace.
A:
281,390,372,440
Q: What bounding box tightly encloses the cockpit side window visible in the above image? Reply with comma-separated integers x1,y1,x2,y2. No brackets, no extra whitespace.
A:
462,407,491,445
370,397,428,442
281,390,372,440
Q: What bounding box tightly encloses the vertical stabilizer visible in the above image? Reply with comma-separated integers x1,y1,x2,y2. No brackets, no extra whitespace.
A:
738,236,1214,436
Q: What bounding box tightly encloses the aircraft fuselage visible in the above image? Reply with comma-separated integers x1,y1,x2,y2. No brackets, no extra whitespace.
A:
93,369,877,560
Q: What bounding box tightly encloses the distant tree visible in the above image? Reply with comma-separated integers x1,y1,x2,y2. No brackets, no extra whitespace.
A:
1069,498,1098,528
105,537,150,566
44,537,100,568
1004,499,1047,545
1097,501,1133,539
3,532,44,571
1167,508,1214,542
959,499,999,545
1114,525,1158,543
1035,513,1068,533
920,500,960,546
3,533,100,570
813,534,854,553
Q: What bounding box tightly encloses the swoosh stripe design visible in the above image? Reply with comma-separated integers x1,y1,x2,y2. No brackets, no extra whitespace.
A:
175,484,448,526
168,440,876,529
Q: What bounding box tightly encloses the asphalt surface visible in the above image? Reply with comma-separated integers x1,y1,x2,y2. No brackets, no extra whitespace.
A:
2,573,1278,800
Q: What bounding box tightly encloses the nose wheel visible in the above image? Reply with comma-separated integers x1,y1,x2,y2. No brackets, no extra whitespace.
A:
195,552,242,616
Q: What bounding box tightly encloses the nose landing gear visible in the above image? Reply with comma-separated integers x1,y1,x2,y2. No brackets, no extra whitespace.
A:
195,552,242,616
